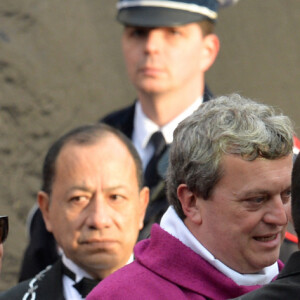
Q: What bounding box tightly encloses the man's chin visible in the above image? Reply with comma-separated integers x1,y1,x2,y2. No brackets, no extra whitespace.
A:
253,255,279,271
136,81,169,95
77,256,125,278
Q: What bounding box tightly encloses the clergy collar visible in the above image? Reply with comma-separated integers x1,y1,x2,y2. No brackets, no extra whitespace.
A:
160,206,279,286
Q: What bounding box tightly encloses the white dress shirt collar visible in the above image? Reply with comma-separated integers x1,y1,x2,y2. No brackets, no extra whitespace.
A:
133,97,203,147
132,97,203,168
61,254,134,299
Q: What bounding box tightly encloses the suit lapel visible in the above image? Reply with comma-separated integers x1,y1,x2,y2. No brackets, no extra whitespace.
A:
35,260,65,300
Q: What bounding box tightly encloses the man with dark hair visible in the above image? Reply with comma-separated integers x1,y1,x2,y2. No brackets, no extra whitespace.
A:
231,152,300,299
88,94,293,299
1,124,148,299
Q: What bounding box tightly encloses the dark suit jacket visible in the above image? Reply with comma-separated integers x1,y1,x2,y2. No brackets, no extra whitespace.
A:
1,260,65,300
18,207,60,282
231,251,300,299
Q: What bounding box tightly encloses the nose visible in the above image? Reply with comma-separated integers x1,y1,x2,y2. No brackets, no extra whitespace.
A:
144,30,162,54
263,196,288,226
86,195,113,230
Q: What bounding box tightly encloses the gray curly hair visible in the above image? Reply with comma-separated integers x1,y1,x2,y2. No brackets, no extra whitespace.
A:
166,94,294,219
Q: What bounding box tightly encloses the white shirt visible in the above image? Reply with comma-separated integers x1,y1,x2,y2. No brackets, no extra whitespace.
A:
132,97,203,170
160,206,279,286
62,254,134,300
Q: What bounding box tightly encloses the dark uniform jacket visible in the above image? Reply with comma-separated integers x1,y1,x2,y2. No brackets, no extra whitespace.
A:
0,260,64,300
231,251,300,300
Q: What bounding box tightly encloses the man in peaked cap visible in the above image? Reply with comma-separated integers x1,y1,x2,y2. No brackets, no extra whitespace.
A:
101,0,238,240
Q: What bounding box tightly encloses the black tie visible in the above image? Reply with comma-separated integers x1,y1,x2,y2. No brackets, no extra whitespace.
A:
62,263,99,298
144,131,167,189
73,278,99,298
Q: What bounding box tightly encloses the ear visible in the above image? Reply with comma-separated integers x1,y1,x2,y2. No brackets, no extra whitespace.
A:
138,187,150,230
177,184,202,225
285,200,293,223
37,191,53,233
199,34,220,73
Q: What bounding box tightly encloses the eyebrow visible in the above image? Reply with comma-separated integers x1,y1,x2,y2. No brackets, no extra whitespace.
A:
68,186,94,193
103,185,128,192
68,185,128,193
237,186,291,199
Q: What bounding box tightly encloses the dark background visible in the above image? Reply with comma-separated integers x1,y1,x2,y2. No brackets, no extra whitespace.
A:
0,0,299,290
